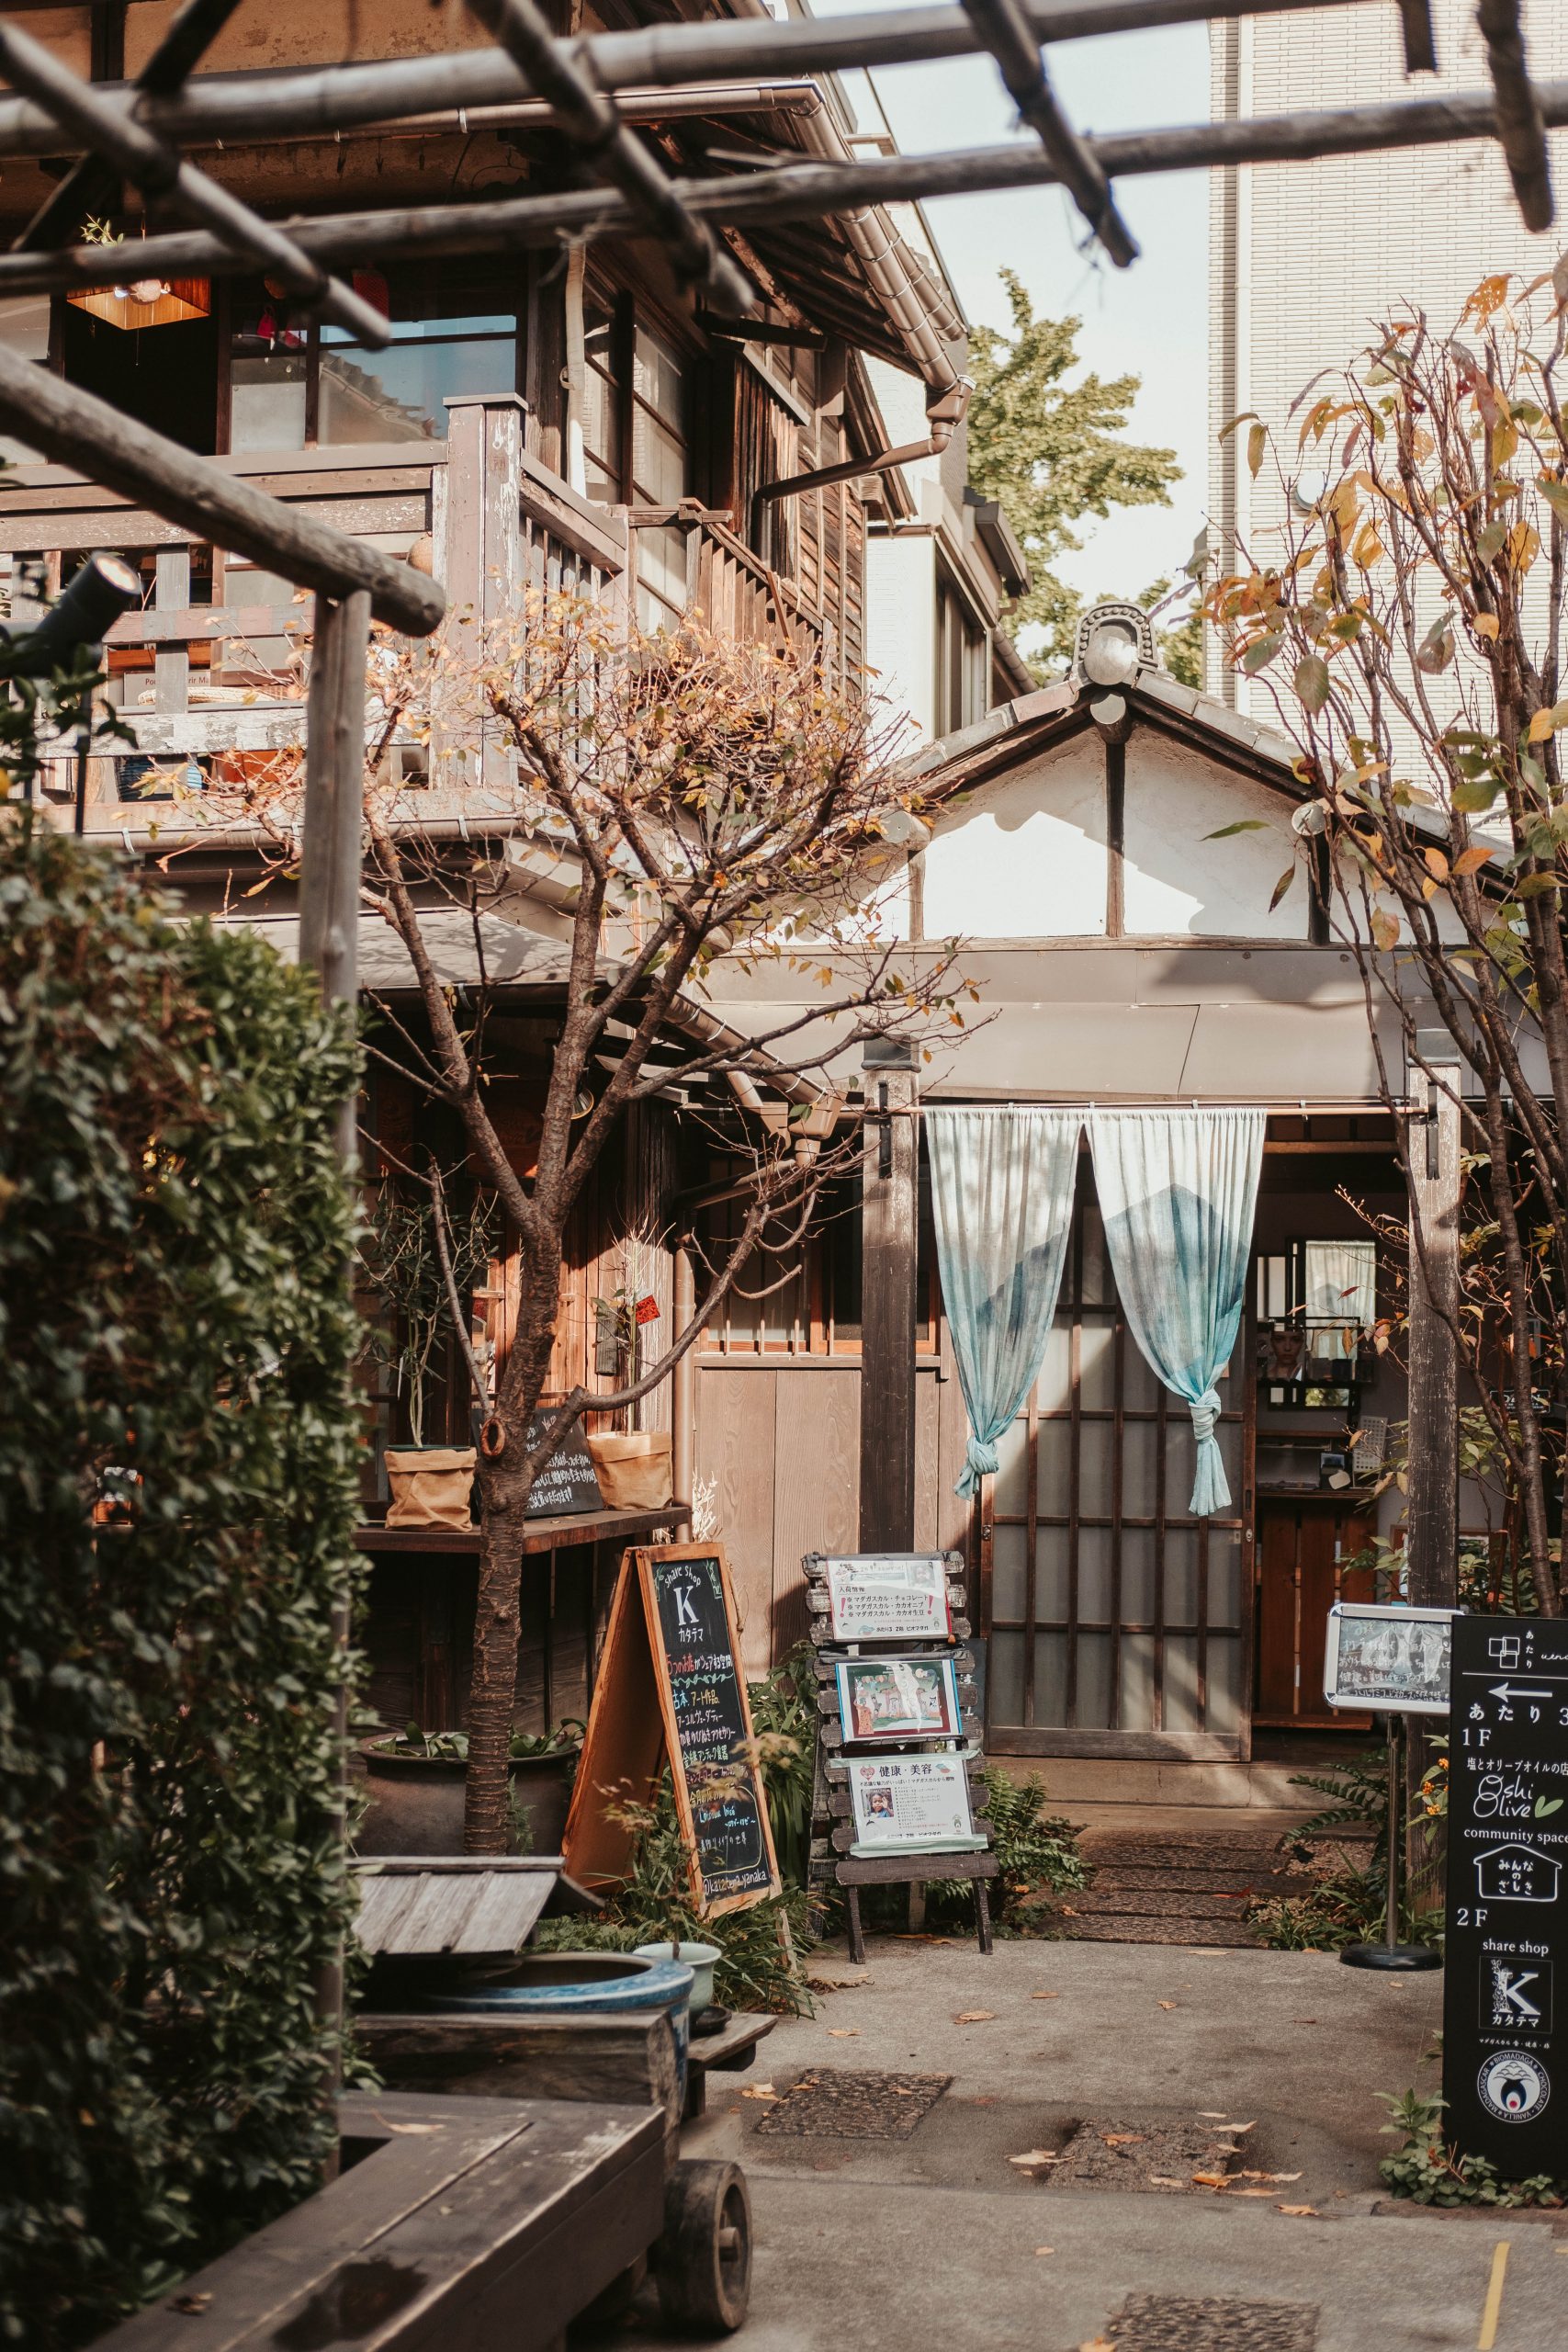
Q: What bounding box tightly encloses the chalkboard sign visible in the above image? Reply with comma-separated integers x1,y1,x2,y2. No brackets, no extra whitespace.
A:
1444,1611,1568,2177
562,1544,781,1918
524,1414,604,1518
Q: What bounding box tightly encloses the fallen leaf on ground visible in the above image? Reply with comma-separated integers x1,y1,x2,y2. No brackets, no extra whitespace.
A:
1157,2000,1178,2010
1197,2110,1228,2119
1033,2246,1055,2257
1278,2204,1318,2216
378,2120,445,2135
740,2084,777,2100
1235,2170,1302,2183
1102,2132,1146,2146
1148,2175,1185,2187
826,2028,861,2039
1226,2187,1278,2198
1008,2149,1063,2170
968,2095,998,2106
954,2009,997,2024
1031,1990,1062,2001
1190,2172,1230,2188
1218,2120,1256,2133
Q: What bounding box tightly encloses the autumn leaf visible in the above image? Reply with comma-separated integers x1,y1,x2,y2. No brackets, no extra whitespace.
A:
1509,522,1541,571
1205,820,1270,838
1033,2246,1055,2257
827,2028,861,2038
1293,652,1332,714
1475,519,1506,565
1474,613,1501,641
1278,2204,1319,2217
1423,846,1450,882
1538,474,1568,525
1030,1990,1062,2000
1157,2000,1179,2011
1416,616,1455,673
1191,2171,1231,2188
1247,420,1268,480
1008,2149,1063,2170
1528,699,1568,741
1102,2132,1147,2146
1269,865,1296,912
954,2009,997,2024
740,2083,777,2100
1452,844,1493,875
1241,633,1283,674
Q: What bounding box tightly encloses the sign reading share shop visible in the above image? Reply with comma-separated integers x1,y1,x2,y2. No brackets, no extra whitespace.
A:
1444,1613,1568,2175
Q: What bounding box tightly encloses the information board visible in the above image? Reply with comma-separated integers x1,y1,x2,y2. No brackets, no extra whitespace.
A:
561,1544,781,1918
824,1554,953,1643
523,1414,604,1518
1443,1611,1568,2177
846,1755,984,1856
1324,1601,1453,1717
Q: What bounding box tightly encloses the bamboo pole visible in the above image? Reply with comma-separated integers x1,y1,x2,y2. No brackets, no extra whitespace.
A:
0,0,1392,158
0,14,389,345
959,0,1138,265
1477,0,1554,232
462,0,752,315
0,346,445,637
0,79,1562,304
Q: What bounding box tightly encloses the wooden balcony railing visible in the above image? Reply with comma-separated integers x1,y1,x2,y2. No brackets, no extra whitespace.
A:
0,389,832,821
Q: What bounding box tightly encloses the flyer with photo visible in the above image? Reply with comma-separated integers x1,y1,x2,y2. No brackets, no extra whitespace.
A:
847,1756,984,1854
834,1653,963,1743
824,1554,953,1642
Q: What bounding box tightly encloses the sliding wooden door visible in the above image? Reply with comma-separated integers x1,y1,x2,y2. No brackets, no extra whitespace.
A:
982,1168,1255,1759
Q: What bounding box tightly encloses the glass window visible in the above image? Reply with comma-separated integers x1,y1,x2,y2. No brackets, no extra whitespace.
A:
631,323,689,626
230,292,310,453
581,300,621,503
320,310,515,446
0,296,51,462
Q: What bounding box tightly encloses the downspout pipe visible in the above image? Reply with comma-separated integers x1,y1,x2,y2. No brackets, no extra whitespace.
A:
750,381,968,561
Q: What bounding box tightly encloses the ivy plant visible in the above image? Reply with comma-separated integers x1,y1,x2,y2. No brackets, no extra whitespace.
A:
0,813,363,2347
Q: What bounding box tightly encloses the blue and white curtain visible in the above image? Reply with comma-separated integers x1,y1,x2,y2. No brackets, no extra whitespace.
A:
927,1105,1266,1517
926,1108,1082,1499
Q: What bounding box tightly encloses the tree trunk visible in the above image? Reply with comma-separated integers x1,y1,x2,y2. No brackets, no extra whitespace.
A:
462,1482,529,1855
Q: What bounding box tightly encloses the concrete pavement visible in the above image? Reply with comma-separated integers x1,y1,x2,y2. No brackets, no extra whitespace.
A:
623,1935,1567,2350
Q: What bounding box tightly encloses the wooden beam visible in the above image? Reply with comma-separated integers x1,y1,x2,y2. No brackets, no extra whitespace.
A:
960,0,1137,266
1,81,1563,302
1476,0,1553,232
0,0,1379,158
1404,1066,1461,1610
858,1046,919,1551
0,347,444,637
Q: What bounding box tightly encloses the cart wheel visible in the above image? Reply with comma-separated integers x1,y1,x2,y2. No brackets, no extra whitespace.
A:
655,2159,751,2335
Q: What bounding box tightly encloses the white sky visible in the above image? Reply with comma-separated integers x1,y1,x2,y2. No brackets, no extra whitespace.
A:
816,2,1213,605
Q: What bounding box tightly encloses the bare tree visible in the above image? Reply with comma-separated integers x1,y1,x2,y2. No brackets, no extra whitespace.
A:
192,592,964,1847
1204,266,1568,1615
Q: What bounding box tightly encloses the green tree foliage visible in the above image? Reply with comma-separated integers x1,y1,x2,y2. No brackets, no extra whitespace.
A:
0,816,363,2347
966,269,1181,673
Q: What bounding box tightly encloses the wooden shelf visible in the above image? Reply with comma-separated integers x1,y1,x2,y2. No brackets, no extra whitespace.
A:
1255,1485,1379,1506
355,1503,690,1559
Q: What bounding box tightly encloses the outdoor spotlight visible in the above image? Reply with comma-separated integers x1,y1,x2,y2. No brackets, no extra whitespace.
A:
0,550,141,677
1291,797,1330,838
1080,615,1142,689
875,805,931,853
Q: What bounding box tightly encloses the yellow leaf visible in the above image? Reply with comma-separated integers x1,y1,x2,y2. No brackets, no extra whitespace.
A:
1508,522,1540,571
1452,844,1493,876
1474,613,1501,640
954,2009,997,2024
1371,909,1400,952
1423,846,1450,881
1247,420,1268,480
1529,698,1568,741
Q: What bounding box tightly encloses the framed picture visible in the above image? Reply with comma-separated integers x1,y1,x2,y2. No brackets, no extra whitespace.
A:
847,1755,984,1855
1324,1601,1455,1716
824,1554,953,1643
834,1653,963,1744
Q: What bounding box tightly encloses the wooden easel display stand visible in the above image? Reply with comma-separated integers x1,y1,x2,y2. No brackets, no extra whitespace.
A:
804,1550,997,1963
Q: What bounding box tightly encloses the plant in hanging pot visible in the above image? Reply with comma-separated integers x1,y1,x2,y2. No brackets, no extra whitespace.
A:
357,1718,585,1857
359,1177,498,1530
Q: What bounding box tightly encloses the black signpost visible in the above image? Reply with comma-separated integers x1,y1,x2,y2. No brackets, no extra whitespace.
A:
522,1415,604,1517
1444,1612,1568,2176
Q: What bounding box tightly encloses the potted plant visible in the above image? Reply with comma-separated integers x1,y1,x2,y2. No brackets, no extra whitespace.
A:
358,1179,497,1529
357,1718,585,1857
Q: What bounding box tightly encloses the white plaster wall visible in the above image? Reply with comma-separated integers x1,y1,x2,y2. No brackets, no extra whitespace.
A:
1123,732,1309,939
865,531,937,755
922,734,1108,939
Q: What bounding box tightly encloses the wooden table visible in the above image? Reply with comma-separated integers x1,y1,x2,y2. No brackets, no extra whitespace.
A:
355,1504,690,1734
95,2090,666,2352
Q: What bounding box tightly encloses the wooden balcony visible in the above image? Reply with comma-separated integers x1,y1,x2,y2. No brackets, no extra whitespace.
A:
0,389,830,824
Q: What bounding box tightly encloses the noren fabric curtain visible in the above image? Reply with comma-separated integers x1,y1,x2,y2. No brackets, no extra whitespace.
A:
1088,1108,1267,1516
926,1107,1083,1498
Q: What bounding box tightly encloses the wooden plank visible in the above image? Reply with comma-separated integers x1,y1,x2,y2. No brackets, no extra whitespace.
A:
859,1059,919,1549
836,1850,998,1884
694,1365,775,1675
1404,1069,1460,1606
0,492,429,555
771,1365,858,1662
983,1726,1243,1760
358,2010,682,2135
107,603,301,644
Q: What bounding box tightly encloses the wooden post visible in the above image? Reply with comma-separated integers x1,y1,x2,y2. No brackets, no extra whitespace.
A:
442,390,526,787
859,1039,919,1551
1404,1064,1461,1608
153,545,189,718
296,587,371,2155
1404,1061,1461,1893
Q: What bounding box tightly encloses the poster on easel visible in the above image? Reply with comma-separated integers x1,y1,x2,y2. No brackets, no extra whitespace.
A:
822,1553,954,1643
562,1543,782,1918
845,1755,986,1856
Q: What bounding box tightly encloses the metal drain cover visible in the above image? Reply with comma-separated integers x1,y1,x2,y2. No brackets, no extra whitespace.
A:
754,2068,952,2139
1046,2120,1243,2193
1105,2296,1318,2350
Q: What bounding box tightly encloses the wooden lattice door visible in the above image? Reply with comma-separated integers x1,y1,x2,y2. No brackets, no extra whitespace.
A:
981,1167,1255,1759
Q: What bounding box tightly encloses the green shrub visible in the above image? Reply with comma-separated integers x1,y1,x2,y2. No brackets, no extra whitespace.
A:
747,1642,816,1889
0,817,364,2347
1379,2089,1568,2208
